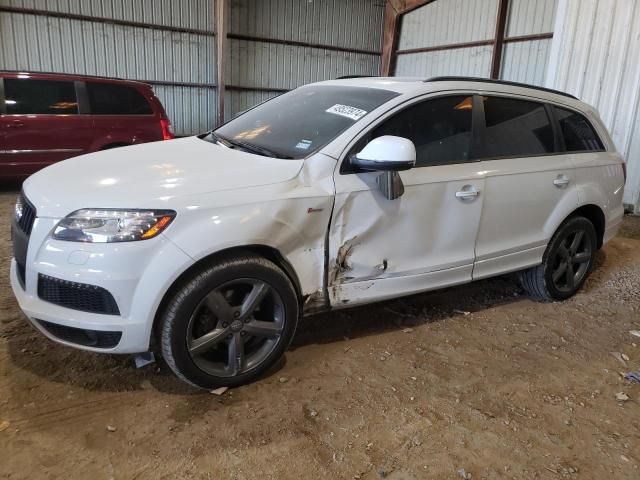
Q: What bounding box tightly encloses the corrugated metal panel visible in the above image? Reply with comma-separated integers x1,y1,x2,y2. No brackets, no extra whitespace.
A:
506,0,557,37
398,0,498,50
395,45,493,78
546,0,640,208
225,0,383,119
0,0,215,32
500,38,552,86
229,39,381,91
0,2,216,135
153,84,217,135
499,0,557,87
230,0,383,52
0,12,215,83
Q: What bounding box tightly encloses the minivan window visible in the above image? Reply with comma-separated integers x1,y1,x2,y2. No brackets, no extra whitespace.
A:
4,78,78,114
212,86,400,159
482,96,554,158
369,95,474,168
554,107,604,152
87,82,152,115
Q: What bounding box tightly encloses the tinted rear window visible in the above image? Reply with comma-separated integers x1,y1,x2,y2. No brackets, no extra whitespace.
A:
482,96,554,158
87,82,152,115
554,107,604,152
4,78,78,114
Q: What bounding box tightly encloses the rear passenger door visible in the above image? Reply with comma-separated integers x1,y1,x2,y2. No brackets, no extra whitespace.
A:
473,95,577,279
85,81,155,146
0,78,95,177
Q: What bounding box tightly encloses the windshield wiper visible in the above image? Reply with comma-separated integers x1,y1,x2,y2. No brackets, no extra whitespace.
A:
214,134,293,159
202,131,226,145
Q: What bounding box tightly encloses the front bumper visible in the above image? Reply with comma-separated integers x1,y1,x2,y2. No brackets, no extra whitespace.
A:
10,218,194,354
11,259,153,353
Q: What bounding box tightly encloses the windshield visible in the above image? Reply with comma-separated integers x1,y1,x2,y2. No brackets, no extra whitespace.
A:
209,85,400,159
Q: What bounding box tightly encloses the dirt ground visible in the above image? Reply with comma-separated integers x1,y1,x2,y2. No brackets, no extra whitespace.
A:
1,187,639,480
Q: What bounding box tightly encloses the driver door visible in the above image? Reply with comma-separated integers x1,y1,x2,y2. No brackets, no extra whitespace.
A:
328,94,486,307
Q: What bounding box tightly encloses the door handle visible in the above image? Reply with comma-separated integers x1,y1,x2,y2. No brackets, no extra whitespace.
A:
7,121,25,128
553,175,570,188
455,185,480,201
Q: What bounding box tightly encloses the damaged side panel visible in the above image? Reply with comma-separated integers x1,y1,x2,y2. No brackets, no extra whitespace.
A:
165,153,337,315
328,163,487,307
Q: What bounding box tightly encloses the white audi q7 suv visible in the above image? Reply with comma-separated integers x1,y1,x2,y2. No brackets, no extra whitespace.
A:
10,77,625,389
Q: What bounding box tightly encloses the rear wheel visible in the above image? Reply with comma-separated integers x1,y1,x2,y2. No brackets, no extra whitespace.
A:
159,254,299,389
520,216,597,301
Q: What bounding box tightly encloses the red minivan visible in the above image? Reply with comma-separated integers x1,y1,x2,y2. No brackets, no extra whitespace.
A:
0,71,174,180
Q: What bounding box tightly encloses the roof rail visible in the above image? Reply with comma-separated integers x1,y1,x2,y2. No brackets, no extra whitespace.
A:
336,75,378,80
0,69,142,84
424,76,578,100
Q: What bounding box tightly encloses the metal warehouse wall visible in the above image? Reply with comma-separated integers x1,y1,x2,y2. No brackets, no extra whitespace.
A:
395,0,498,77
226,0,383,119
501,0,557,86
546,0,640,210
0,0,216,135
394,0,557,86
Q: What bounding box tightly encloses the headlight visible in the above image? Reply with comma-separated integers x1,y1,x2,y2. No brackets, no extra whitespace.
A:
52,209,176,243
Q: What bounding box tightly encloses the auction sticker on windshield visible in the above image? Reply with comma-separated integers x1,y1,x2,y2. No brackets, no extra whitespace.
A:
325,104,368,121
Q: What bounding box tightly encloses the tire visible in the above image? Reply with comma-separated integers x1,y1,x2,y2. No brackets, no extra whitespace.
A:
159,254,299,389
519,216,597,301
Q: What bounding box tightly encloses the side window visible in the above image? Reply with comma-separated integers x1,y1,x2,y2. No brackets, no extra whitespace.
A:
481,96,554,158
87,83,152,115
354,95,474,168
4,79,78,114
554,107,604,152
370,96,473,167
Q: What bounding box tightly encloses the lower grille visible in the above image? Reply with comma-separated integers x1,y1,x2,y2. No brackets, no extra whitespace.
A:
35,319,122,349
38,274,120,315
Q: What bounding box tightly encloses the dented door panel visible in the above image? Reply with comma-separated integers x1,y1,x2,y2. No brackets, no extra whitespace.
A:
329,163,486,306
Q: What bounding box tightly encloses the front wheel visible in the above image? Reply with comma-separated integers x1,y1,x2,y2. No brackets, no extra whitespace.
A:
520,216,597,301
159,254,299,389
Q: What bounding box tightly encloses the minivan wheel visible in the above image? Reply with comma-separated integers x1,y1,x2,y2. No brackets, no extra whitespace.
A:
519,216,597,301
159,254,299,389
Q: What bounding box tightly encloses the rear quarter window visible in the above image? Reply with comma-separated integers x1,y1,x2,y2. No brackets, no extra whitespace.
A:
87,82,152,115
554,106,604,152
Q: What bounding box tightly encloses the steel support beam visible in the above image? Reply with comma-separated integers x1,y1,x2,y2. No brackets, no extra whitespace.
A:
381,0,436,75
490,0,510,79
215,0,227,126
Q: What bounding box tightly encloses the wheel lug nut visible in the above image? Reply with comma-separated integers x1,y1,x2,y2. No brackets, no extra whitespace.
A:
244,318,251,323
227,334,233,340
222,322,228,328
240,331,246,337
234,311,240,318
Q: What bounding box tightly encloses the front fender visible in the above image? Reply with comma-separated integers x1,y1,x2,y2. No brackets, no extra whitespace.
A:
164,196,333,298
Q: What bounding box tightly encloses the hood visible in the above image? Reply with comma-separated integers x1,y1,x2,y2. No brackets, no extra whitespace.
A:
24,136,304,218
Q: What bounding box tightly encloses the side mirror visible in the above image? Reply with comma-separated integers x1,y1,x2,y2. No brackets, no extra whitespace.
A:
350,135,416,172
351,136,416,200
